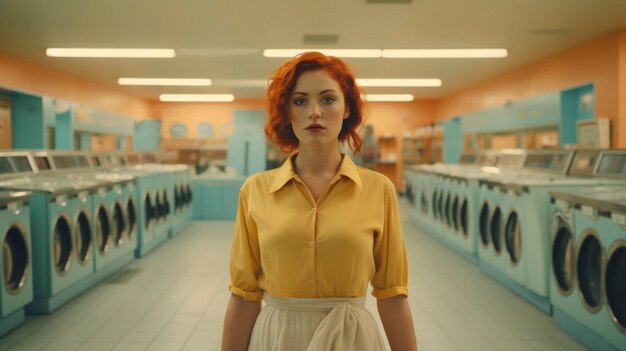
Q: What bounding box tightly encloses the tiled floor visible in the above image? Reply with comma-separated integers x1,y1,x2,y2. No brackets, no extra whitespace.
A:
0,197,588,351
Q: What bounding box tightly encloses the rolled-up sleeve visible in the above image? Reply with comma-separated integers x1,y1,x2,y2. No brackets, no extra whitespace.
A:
229,184,264,301
371,180,409,299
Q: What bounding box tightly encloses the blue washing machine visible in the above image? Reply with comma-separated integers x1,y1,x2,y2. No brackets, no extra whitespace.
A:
478,150,626,315
0,154,102,314
98,154,162,257
120,156,172,245
549,153,626,351
167,164,193,236
415,150,523,263
47,152,138,280
0,190,32,337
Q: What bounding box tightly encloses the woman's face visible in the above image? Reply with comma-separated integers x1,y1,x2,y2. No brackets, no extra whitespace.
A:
289,69,349,148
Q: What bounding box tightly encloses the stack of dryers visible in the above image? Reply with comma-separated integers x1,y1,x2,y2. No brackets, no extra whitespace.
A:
549,150,626,351
0,152,102,314
92,153,163,258
0,186,32,337
475,149,626,315
43,151,138,280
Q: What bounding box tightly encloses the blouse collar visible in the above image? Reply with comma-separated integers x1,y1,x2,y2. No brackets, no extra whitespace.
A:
268,153,363,194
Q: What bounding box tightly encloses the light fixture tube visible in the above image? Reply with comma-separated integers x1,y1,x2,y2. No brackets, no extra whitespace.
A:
159,94,235,102
46,48,176,58
381,49,508,58
118,78,212,86
356,79,441,87
362,94,414,102
263,49,381,58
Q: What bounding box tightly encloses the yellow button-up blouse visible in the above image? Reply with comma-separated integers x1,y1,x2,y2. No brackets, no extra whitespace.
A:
229,154,408,301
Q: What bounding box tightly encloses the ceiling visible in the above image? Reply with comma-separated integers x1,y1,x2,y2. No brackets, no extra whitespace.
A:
1,0,626,101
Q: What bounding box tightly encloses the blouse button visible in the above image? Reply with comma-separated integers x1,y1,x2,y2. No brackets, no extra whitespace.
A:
308,241,314,248
309,278,315,283
311,208,316,214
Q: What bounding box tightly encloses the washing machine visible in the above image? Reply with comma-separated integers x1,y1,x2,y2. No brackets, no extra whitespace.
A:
123,153,173,244
0,153,102,314
0,189,32,337
549,153,626,351
418,150,524,263
44,152,138,281
477,149,626,314
96,153,162,257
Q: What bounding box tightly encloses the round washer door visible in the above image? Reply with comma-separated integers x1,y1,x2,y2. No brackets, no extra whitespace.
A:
460,198,469,238
112,202,126,246
505,211,522,265
420,190,428,215
605,240,626,333
3,224,29,294
490,207,503,254
53,215,73,275
432,189,439,220
144,193,153,229
577,230,604,313
552,220,576,295
444,193,452,227
96,205,111,255
126,198,137,240
451,196,459,232
479,202,490,246
74,211,93,265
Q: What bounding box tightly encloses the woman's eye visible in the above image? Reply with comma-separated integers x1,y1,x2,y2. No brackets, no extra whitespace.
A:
293,97,307,106
322,96,335,104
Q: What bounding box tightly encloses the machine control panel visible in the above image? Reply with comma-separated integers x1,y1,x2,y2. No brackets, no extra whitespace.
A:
0,154,35,176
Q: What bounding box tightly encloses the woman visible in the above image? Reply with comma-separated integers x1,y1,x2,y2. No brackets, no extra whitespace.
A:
222,52,417,351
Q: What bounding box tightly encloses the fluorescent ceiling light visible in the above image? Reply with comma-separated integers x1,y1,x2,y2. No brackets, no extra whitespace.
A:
263,49,381,58
362,94,414,102
214,79,269,87
118,78,212,86
159,94,235,102
382,49,508,58
357,79,441,87
46,48,176,58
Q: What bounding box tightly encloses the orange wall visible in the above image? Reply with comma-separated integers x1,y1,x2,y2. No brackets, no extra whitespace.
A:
436,29,625,147
620,30,626,144
0,53,153,120
154,99,436,140
153,99,265,139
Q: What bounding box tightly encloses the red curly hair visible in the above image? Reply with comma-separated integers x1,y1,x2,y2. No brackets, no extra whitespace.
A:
265,51,364,153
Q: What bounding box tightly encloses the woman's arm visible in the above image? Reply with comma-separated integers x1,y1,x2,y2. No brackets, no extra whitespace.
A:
221,293,262,351
377,295,418,351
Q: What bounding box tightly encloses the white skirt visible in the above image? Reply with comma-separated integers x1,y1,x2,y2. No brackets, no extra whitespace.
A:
248,293,387,351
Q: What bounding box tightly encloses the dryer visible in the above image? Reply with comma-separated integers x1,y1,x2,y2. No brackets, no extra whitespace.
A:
549,153,626,351
0,153,102,314
0,189,32,337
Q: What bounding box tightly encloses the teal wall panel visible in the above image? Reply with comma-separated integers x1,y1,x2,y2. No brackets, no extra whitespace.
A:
460,91,561,135
559,84,594,146
54,111,73,150
134,120,161,151
443,117,462,163
12,93,45,149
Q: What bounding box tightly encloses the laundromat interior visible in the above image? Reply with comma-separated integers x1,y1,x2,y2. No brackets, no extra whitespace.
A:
1,1,626,350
